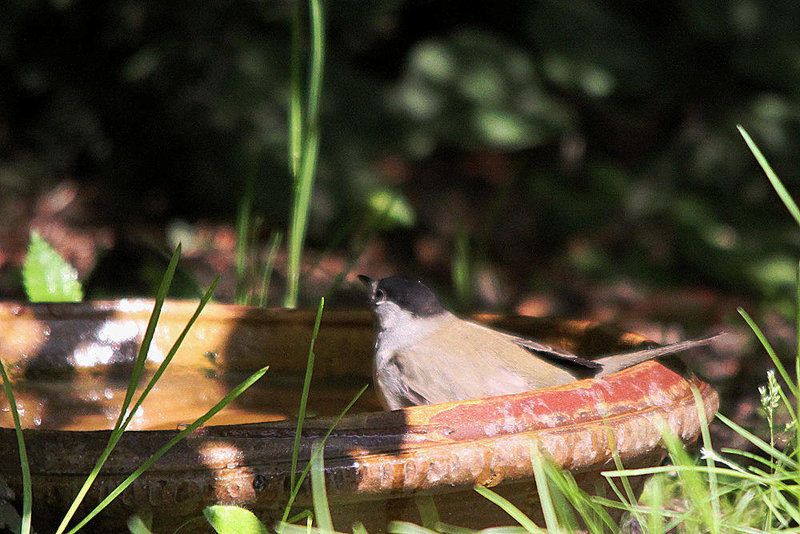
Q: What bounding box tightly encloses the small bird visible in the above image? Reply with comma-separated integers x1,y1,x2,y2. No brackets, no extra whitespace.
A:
359,275,718,410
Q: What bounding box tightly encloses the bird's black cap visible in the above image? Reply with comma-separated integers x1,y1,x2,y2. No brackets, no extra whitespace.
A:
358,275,446,317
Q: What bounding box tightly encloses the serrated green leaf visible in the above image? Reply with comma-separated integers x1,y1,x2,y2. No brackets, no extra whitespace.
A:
22,231,83,302
204,505,268,534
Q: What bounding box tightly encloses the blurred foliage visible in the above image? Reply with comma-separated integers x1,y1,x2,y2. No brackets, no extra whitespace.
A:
391,27,574,153
22,231,83,302
3,1,800,308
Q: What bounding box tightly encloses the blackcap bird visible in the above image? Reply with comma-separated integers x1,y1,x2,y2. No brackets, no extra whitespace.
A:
359,275,718,410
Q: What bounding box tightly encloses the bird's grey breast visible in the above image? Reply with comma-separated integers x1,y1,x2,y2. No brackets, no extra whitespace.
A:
372,308,450,409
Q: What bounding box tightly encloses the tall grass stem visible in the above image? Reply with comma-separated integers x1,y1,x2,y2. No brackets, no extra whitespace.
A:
738,125,800,228
66,366,269,534
0,360,31,534
291,297,324,489
55,244,183,534
284,0,325,308
235,170,254,305
258,231,283,307
310,440,333,531
279,383,369,526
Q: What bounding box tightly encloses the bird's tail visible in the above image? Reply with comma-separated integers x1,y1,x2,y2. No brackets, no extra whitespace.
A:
595,334,723,377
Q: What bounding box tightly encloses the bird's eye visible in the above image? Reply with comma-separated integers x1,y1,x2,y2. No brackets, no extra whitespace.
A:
374,288,386,302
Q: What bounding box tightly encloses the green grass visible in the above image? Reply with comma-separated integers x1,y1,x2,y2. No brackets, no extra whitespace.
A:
234,0,326,309
291,298,325,490
202,296,368,533
9,116,800,533
0,245,269,533
250,127,800,533
0,350,31,533
277,383,369,529
283,0,325,309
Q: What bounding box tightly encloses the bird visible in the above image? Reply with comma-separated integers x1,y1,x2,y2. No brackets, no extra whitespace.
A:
358,275,719,410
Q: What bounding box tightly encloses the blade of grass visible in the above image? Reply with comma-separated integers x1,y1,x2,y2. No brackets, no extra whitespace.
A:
474,485,544,533
717,412,798,468
310,440,333,531
414,495,439,530
765,486,800,525
278,524,346,534
235,171,255,305
603,464,771,484
797,260,800,463
654,420,717,533
280,383,369,527
738,307,798,397
0,360,31,534
740,126,800,504
284,0,325,308
605,420,639,506
291,297,325,489
257,231,283,307
529,442,559,532
599,410,647,529
692,384,721,528
284,0,302,309
387,521,438,534
120,276,220,433
285,0,303,308
643,474,666,534
738,125,800,228
66,365,269,534
288,2,303,178
476,528,531,534
302,0,324,162
431,522,476,534
286,509,313,524
539,459,616,533
55,244,183,534
117,244,181,430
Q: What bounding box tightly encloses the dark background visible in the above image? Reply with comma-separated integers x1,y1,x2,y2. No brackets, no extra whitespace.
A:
3,0,800,441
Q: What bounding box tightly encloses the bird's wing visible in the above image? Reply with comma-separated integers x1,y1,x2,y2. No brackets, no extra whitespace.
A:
595,334,721,377
509,335,602,370
387,324,537,405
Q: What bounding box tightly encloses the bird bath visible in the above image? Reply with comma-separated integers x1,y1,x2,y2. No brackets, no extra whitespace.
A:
0,300,718,532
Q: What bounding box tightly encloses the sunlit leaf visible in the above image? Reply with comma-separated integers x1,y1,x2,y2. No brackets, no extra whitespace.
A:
204,505,268,534
22,231,83,302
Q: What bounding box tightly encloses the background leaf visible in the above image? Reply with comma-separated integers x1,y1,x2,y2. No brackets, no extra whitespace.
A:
21,231,83,302
204,505,268,534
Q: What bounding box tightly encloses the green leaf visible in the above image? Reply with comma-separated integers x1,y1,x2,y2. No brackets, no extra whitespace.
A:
204,505,268,534
126,512,153,534
22,231,83,302
366,190,416,229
